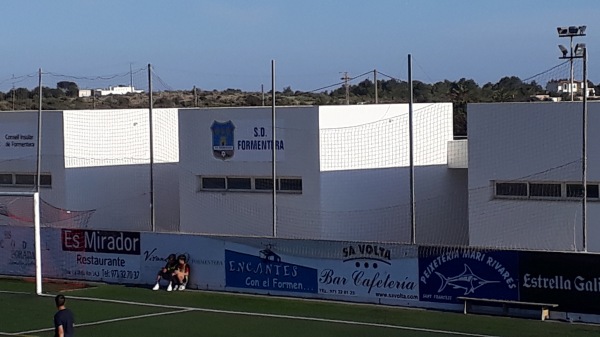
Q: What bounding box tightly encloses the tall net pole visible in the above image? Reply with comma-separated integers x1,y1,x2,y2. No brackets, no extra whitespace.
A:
271,60,277,237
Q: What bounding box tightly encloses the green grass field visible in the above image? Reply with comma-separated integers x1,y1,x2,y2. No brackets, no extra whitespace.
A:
1,278,600,337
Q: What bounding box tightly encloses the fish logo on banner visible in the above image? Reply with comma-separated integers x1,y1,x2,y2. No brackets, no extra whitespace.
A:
435,264,499,295
211,120,235,160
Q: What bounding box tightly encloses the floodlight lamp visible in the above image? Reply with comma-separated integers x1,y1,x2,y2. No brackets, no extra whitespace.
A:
575,43,586,56
557,27,568,36
568,26,580,34
558,45,568,57
579,25,587,34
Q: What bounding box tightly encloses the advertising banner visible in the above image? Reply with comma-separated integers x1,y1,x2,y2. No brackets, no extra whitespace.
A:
419,247,519,303
0,225,36,276
318,243,419,302
225,245,318,294
43,228,143,283
140,232,225,290
519,251,600,313
224,240,419,303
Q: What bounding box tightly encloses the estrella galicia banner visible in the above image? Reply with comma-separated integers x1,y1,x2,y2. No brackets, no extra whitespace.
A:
419,246,519,303
225,248,318,294
519,251,600,313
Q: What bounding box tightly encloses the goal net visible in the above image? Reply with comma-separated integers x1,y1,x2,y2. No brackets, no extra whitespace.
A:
0,192,97,295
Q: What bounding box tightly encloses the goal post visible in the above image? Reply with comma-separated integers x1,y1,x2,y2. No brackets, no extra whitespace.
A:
0,191,42,295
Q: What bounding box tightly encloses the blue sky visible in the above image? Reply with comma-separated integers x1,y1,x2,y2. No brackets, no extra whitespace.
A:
1,1,598,91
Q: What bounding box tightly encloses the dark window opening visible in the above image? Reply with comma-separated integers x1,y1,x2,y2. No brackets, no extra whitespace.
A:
529,183,561,197
567,184,599,199
202,177,225,189
255,178,275,190
496,182,527,196
0,174,12,185
280,178,302,191
15,174,35,185
227,177,251,190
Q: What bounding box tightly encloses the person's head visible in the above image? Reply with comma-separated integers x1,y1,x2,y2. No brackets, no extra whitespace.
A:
167,254,176,262
55,294,66,308
178,254,187,264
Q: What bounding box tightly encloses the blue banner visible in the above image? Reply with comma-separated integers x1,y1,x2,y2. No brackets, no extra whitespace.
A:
225,249,318,294
419,247,519,303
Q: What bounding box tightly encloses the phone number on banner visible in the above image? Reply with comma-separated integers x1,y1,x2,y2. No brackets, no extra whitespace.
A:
319,288,356,296
102,269,140,280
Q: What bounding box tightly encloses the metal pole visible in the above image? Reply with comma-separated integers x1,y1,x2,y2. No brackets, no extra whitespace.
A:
148,64,155,232
570,36,574,101
408,55,416,244
271,60,277,237
582,47,588,252
36,68,43,193
374,69,378,104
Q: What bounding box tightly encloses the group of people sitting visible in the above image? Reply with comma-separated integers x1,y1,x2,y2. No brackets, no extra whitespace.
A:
152,254,190,291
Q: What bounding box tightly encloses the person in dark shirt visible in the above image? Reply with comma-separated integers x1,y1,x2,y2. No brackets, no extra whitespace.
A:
54,294,75,337
172,254,191,291
153,253,178,291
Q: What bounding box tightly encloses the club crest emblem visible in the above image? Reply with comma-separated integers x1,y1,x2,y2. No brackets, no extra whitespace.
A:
211,120,235,160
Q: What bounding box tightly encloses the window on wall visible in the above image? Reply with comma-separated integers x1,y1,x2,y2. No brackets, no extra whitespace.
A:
201,177,226,190
529,183,561,197
0,174,12,185
495,182,527,197
227,177,251,190
495,181,600,201
255,178,274,191
200,176,302,193
567,184,600,199
1,173,52,187
280,178,302,191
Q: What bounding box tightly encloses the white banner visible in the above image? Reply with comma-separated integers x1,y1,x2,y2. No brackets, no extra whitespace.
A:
0,225,36,276
140,233,225,290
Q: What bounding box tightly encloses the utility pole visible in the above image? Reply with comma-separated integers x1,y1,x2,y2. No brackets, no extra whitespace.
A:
341,72,350,105
374,69,378,104
130,63,133,90
12,74,15,110
193,86,198,106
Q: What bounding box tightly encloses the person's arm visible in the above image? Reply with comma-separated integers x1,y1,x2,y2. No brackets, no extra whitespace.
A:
57,324,65,337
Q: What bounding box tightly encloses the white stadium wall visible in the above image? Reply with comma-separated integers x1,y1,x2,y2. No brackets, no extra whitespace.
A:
2,104,465,245
318,104,468,244
468,101,600,252
62,108,180,231
178,106,322,237
0,110,67,209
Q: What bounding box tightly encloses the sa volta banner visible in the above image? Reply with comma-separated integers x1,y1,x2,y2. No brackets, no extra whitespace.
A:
419,246,519,303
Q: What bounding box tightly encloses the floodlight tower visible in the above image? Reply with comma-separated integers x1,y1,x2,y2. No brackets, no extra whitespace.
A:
558,26,588,252
557,26,586,101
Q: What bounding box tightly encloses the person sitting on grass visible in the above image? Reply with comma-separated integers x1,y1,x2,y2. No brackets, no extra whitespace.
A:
172,254,190,291
153,253,177,291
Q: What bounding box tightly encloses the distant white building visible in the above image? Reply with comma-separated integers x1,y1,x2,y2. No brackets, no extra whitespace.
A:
546,80,595,97
78,89,92,98
95,85,144,96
